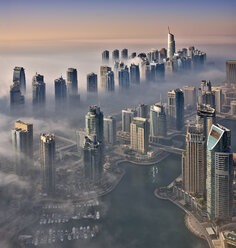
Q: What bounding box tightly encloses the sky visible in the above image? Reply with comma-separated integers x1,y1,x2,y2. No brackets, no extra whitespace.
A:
0,0,236,45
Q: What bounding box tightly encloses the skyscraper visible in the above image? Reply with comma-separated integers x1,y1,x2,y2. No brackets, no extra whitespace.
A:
67,68,78,95
10,82,25,110
12,120,33,175
159,48,167,61
212,87,223,113
112,49,119,61
13,67,26,94
197,104,216,138
118,66,130,90
121,48,128,60
130,117,149,154
150,103,167,137
100,66,111,89
104,116,116,145
130,64,140,84
198,80,215,109
206,124,232,220
136,104,149,118
155,63,165,81
122,108,137,133
226,61,236,85
105,71,115,92
85,106,104,142
102,50,109,63
87,73,98,93
183,86,196,108
167,27,175,59
40,133,55,195
83,135,103,181
182,124,205,195
54,76,67,104
32,73,46,106
167,89,184,130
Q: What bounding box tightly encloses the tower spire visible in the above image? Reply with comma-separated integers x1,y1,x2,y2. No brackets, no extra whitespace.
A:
168,26,170,34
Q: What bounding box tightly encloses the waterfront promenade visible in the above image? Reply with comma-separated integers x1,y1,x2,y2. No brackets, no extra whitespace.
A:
154,189,215,248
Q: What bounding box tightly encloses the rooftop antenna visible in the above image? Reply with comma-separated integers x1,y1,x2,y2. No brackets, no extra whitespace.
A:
168,26,170,34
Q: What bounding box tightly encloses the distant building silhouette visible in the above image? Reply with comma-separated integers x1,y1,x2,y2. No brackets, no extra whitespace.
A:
13,67,26,94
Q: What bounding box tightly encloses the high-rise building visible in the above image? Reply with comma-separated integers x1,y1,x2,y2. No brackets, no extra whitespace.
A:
32,73,46,106
85,106,104,142
121,48,128,60
182,124,205,195
10,82,25,110
197,104,216,139
13,67,26,94
183,86,196,108
105,71,115,92
155,63,165,81
122,108,137,133
136,104,149,118
150,103,167,137
130,52,136,59
198,80,215,109
104,116,116,145
206,124,232,220
83,135,103,181
87,73,98,93
130,117,149,154
102,50,109,63
212,87,223,113
226,61,236,85
112,49,119,61
167,27,175,59
12,120,33,175
67,68,78,96
100,66,111,88
215,152,233,221
159,48,167,61
130,64,140,84
40,133,55,195
150,49,158,62
54,76,67,104
167,89,184,130
118,66,130,89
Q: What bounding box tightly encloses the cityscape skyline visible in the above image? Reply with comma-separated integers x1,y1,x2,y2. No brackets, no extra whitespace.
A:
0,2,236,247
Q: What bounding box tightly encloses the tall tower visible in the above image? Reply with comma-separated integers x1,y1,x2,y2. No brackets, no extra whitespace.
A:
85,106,104,142
136,104,149,118
198,80,215,109
206,124,232,220
183,124,205,195
40,133,55,195
66,68,78,96
104,116,116,145
112,49,119,62
83,135,103,181
196,104,216,139
150,103,167,137
54,76,67,103
32,73,46,106
121,48,128,60
226,60,236,85
130,117,149,154
87,73,98,93
167,27,175,59
13,67,26,94
122,108,137,133
12,120,33,175
105,71,115,92
100,66,111,89
118,66,130,90
10,82,25,110
130,64,140,85
167,89,184,130
102,50,109,64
